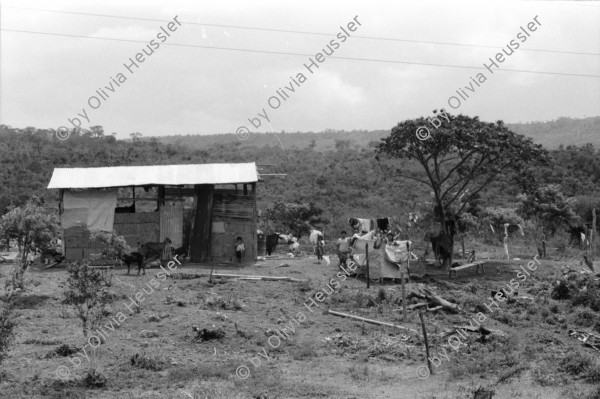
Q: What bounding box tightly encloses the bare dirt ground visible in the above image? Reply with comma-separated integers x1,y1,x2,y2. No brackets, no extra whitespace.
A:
0,248,599,399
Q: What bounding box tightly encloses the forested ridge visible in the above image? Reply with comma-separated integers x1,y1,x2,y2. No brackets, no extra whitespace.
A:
1,117,599,234
158,116,600,151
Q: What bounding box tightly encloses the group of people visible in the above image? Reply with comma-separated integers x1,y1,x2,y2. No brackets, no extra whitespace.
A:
315,230,401,268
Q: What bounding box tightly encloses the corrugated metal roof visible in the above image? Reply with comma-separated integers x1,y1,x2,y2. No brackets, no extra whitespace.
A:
47,163,259,189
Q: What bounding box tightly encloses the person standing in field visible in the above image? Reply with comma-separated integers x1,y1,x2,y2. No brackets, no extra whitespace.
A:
336,231,351,268
315,234,325,264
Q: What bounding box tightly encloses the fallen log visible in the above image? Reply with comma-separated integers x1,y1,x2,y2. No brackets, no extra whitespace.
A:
327,310,419,334
406,291,427,300
421,288,460,313
426,306,443,312
215,274,307,282
170,272,308,282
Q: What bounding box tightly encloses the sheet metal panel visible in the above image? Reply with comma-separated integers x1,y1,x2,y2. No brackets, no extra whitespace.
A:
48,163,258,189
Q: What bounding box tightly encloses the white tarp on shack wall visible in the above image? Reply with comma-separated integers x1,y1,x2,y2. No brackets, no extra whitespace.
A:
62,189,118,231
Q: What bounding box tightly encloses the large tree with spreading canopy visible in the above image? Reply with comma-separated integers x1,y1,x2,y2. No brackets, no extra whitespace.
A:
376,111,549,268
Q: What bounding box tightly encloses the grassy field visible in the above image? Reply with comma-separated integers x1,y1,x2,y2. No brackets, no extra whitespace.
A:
0,245,599,399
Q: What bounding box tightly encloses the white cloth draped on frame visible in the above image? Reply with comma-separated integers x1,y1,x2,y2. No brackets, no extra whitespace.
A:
62,189,118,231
352,234,411,279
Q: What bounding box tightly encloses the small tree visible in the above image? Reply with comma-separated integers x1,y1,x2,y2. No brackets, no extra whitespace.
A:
0,197,59,290
63,261,112,339
265,201,327,238
517,184,579,237
481,207,525,238
130,132,142,142
89,230,131,265
480,207,525,259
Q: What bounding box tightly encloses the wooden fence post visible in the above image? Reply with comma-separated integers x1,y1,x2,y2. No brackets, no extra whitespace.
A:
406,240,410,277
592,208,597,257
365,243,370,289
418,311,433,376
401,271,407,321
542,233,547,259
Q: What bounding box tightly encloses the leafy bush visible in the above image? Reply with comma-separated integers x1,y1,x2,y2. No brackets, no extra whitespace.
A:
89,231,130,264
571,280,600,312
573,309,597,327
130,353,167,371
63,261,112,339
0,197,59,290
376,287,387,303
54,344,80,357
472,385,495,399
552,280,573,300
0,299,16,367
194,327,226,342
560,352,593,376
264,201,327,238
82,369,106,388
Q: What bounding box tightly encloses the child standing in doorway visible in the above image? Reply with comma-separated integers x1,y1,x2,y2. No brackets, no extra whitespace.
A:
235,237,245,263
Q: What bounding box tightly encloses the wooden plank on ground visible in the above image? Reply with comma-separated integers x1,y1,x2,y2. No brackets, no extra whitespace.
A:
449,261,485,279
327,309,419,334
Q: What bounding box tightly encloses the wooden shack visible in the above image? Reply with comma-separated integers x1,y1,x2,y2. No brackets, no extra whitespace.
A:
47,163,259,263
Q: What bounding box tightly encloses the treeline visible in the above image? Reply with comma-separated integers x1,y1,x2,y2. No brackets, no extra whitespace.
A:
1,123,599,234
158,116,600,151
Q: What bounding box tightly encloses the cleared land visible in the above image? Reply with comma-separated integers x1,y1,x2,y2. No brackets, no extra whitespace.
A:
0,246,599,399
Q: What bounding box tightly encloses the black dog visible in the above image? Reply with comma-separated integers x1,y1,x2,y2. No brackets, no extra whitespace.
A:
120,252,145,275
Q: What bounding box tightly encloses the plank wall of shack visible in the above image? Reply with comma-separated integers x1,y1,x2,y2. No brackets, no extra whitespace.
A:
63,226,97,261
210,187,257,262
113,212,160,251
63,212,160,262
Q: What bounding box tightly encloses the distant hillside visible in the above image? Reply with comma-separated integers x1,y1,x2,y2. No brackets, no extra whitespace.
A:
507,117,600,148
2,123,599,236
157,116,600,150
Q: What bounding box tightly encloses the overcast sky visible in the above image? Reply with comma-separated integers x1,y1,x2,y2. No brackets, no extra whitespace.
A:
1,0,599,139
